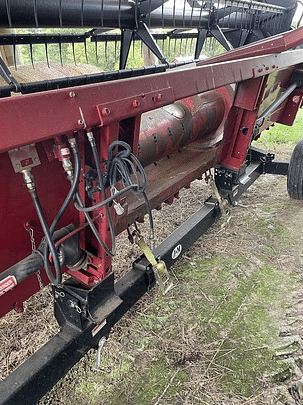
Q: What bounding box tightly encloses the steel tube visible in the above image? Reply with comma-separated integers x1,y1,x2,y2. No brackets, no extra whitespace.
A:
138,90,227,167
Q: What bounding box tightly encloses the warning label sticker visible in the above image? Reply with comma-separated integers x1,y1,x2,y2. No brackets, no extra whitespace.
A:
0,275,17,296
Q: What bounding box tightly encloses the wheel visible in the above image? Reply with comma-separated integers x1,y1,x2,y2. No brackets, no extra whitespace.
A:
287,139,303,200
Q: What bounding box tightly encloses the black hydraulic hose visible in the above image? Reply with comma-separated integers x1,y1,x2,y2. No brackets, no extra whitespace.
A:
31,193,62,285
87,133,117,256
75,191,116,257
108,141,154,243
74,184,134,212
0,224,80,288
43,140,81,284
49,142,81,232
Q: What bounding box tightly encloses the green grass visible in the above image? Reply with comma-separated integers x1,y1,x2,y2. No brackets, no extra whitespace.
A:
254,108,303,149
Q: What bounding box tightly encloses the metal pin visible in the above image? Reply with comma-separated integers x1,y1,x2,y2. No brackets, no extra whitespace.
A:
96,336,107,369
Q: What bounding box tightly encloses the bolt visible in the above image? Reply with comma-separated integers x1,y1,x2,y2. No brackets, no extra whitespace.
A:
132,100,140,108
101,107,110,116
272,65,276,69
34,157,39,162
78,119,83,125
155,93,163,102
265,66,269,71
258,68,263,73
15,163,20,168
69,91,76,98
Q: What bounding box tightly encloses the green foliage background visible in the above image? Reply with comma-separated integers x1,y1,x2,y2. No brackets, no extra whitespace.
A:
18,28,225,71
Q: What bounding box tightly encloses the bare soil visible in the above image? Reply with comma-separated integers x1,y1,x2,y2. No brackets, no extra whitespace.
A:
1,141,303,404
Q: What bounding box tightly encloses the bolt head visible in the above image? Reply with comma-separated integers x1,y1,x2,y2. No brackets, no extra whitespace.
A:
132,100,140,108
101,107,110,116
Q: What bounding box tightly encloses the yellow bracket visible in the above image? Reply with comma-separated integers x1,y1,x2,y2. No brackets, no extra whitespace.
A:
135,233,173,295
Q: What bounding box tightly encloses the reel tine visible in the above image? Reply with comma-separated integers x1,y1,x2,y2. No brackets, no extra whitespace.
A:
101,0,104,27
179,36,183,56
104,36,107,62
84,37,88,64
72,40,77,65
114,35,118,61
45,40,50,68
148,0,151,27
59,0,63,26
30,42,35,69
59,41,63,66
173,0,176,28
95,40,98,64
132,36,135,59
185,36,188,56
81,0,84,26
34,0,38,27
13,43,17,70
118,0,122,30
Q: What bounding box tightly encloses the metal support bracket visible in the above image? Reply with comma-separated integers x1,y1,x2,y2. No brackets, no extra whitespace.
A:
135,22,168,65
215,146,289,205
53,272,123,335
119,28,133,70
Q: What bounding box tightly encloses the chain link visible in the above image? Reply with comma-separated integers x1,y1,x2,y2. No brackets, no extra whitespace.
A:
25,226,47,302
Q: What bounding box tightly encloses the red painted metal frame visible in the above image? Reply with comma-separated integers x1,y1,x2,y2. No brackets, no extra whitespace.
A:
1,26,303,317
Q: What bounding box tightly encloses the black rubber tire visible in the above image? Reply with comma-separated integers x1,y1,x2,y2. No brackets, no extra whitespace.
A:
287,139,303,200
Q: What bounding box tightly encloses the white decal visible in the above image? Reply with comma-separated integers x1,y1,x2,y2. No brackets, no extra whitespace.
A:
172,244,182,260
0,275,17,296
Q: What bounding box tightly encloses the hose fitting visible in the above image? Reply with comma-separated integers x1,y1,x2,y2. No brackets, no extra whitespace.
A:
22,169,36,194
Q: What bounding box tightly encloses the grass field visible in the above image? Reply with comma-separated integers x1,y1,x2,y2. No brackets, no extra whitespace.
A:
254,108,303,149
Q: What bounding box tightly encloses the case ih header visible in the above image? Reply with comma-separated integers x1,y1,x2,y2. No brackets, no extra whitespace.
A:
0,0,303,403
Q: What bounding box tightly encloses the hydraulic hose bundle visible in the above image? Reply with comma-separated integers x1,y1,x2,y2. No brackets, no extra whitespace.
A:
24,134,152,285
